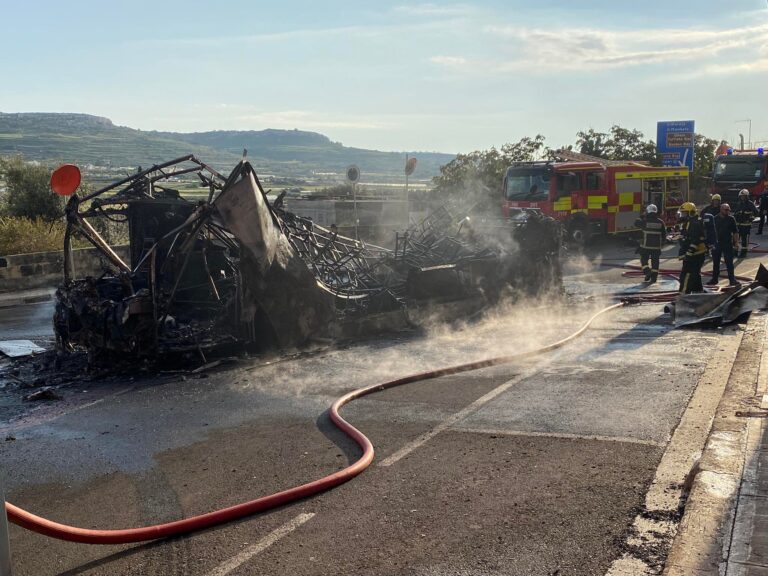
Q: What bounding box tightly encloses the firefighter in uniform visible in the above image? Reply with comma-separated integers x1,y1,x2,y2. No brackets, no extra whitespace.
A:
634,204,665,283
734,189,758,257
677,201,707,294
706,203,740,287
757,184,768,235
702,194,721,218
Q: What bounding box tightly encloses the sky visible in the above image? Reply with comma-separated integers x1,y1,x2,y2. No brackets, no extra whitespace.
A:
1,0,766,154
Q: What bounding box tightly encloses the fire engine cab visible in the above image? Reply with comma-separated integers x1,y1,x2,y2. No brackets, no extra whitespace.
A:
712,148,767,204
501,150,689,243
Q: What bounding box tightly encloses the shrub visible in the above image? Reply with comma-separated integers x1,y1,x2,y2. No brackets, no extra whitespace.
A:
0,216,71,255
0,156,64,221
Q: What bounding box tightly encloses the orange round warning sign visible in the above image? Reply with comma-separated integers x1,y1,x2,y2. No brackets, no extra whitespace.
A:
50,164,81,196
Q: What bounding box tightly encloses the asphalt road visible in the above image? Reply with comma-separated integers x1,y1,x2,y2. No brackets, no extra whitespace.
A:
1,239,765,575
0,299,54,341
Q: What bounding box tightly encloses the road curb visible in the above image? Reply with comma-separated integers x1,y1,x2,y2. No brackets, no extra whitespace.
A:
0,290,54,310
663,312,767,575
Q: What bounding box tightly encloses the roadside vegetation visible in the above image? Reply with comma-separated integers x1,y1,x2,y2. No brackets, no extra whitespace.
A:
0,215,69,256
0,156,67,255
0,156,123,256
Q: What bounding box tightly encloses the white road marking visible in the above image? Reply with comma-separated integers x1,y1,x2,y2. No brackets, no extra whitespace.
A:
455,427,665,447
378,362,547,467
209,512,315,576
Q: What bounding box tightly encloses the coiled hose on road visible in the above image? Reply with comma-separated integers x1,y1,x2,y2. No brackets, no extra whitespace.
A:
6,302,626,545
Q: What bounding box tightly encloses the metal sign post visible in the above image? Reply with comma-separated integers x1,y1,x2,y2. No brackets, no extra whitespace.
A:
0,479,12,576
404,156,417,226
346,165,361,240
405,154,409,208
353,182,359,240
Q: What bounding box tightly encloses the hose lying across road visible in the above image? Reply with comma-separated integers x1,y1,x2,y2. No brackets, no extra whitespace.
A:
6,302,625,545
602,263,756,303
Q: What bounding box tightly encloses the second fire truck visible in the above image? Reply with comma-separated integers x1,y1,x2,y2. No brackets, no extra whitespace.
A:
711,147,767,204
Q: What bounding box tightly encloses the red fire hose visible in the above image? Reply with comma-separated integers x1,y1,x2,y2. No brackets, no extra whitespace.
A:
599,262,757,303
5,303,624,545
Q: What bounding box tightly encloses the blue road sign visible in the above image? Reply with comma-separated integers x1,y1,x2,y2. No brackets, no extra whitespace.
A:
657,121,695,171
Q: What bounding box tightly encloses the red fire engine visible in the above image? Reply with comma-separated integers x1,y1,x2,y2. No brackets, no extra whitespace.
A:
711,148,767,204
501,150,689,243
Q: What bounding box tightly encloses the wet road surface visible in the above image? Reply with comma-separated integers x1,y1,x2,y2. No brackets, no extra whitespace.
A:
0,300,54,341
1,240,765,575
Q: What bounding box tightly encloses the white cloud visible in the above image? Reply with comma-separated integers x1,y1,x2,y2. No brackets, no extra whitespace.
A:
686,57,768,79
429,22,768,75
128,26,378,49
429,55,468,67
393,3,474,17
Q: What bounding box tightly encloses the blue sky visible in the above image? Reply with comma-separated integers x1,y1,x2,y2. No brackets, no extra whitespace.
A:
1,1,766,153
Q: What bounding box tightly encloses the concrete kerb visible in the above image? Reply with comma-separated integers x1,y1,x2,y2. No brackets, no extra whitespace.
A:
607,322,745,576
663,312,768,575
0,288,55,310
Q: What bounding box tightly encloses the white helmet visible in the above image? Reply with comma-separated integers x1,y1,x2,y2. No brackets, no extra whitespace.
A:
646,204,658,214
739,188,750,198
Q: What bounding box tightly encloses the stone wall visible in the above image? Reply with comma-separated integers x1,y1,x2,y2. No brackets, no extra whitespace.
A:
0,246,130,293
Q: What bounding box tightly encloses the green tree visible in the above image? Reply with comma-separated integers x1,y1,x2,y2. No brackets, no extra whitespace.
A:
0,156,64,221
575,128,609,157
604,126,659,164
691,133,719,194
432,135,548,197
575,126,658,164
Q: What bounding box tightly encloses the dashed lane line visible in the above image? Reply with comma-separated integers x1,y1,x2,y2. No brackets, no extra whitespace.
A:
378,360,550,468
208,513,316,576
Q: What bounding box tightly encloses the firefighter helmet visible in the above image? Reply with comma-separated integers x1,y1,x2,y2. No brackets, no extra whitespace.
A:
711,194,721,202
646,204,658,214
739,189,750,198
679,202,697,218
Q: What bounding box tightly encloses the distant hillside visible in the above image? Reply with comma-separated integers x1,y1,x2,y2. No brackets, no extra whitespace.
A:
0,113,454,180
